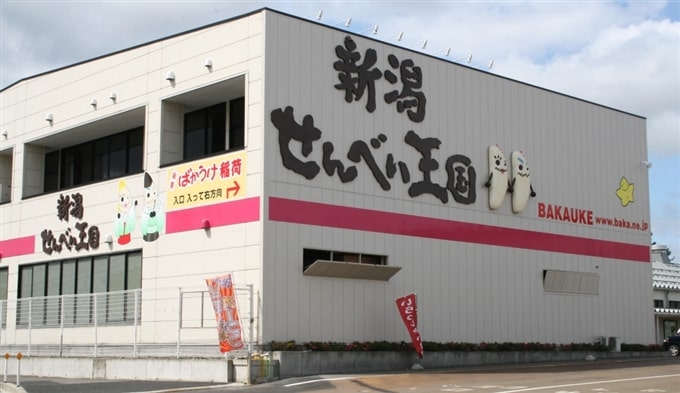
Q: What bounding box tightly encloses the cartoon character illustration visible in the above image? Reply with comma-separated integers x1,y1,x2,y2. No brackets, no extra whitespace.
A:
114,180,137,245
509,150,536,214
615,177,635,207
141,172,165,242
484,144,509,210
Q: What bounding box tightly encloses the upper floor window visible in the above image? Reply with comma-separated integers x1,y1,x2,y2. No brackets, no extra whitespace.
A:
44,127,143,192
0,151,11,204
21,106,146,199
161,75,245,166
183,98,244,161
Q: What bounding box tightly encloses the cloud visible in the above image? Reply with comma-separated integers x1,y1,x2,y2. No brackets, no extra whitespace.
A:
648,112,680,156
495,19,679,156
1,0,678,254
0,1,259,88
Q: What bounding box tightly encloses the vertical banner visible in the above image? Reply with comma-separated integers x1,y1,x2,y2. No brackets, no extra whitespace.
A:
396,293,424,359
206,273,245,352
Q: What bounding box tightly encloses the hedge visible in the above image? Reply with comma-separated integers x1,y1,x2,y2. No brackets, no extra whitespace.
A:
266,340,665,352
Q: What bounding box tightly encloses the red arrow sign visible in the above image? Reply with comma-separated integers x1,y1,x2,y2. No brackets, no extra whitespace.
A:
226,181,240,198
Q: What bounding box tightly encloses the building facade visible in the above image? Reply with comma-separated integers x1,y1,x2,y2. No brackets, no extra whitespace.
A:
0,8,656,350
652,244,680,341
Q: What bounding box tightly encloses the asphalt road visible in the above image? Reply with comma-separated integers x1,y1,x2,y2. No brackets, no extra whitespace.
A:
4,356,679,393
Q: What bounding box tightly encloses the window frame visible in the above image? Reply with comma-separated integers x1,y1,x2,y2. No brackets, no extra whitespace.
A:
44,127,144,193
302,248,400,281
17,251,142,328
160,75,246,167
181,97,245,162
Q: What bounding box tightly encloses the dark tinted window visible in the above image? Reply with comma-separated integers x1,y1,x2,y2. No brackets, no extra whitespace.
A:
184,103,226,160
229,97,245,149
44,151,60,192
43,127,144,193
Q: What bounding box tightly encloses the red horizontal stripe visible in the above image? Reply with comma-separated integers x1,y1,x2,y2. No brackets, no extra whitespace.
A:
0,236,36,258
166,197,260,233
268,197,650,263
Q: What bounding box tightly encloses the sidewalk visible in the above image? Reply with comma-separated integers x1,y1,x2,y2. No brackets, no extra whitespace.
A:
0,378,241,393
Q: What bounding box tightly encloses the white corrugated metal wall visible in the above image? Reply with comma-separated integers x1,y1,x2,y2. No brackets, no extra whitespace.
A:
262,10,654,345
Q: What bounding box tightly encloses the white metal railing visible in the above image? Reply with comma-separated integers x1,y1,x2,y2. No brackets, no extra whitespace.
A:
0,286,256,359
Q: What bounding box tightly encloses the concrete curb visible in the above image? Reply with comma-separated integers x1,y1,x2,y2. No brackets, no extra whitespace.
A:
0,383,28,393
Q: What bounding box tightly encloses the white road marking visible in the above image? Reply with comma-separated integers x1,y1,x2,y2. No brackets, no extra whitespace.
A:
283,374,395,387
284,376,359,387
492,374,680,393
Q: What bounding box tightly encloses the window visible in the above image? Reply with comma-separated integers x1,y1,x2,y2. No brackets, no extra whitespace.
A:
44,127,143,192
303,249,331,271
654,299,664,308
184,103,226,160
303,249,386,271
670,301,680,310
183,97,245,161
0,268,7,328
17,251,142,327
0,151,12,204
302,248,400,281
664,320,678,338
160,75,246,166
229,97,245,149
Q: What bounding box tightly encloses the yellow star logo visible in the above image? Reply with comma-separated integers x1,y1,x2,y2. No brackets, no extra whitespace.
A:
616,177,635,207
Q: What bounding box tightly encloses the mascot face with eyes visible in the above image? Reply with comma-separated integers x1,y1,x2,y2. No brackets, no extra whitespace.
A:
141,172,164,242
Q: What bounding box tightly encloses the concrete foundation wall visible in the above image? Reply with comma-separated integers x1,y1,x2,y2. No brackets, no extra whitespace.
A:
273,350,668,378
1,351,668,385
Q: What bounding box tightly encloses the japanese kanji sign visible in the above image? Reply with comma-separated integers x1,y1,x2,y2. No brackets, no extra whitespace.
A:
396,293,424,359
271,35,476,206
206,273,245,353
166,151,247,211
41,192,100,254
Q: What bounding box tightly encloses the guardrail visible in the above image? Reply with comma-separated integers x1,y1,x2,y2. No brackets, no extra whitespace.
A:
0,286,257,361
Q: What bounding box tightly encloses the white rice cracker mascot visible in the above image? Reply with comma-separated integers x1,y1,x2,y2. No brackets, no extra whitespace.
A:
141,172,165,242
509,150,536,214
484,144,510,210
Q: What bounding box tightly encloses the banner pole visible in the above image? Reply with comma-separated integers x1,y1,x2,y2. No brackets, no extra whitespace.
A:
177,287,182,359
247,284,253,385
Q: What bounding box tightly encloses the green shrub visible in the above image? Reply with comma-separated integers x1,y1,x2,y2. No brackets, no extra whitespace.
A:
268,340,299,351
621,343,664,352
267,340,662,353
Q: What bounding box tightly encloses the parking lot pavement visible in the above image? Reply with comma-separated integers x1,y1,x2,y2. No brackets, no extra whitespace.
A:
2,356,677,393
0,378,241,393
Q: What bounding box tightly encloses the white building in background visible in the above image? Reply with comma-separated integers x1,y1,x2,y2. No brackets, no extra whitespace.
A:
652,244,680,341
0,8,656,350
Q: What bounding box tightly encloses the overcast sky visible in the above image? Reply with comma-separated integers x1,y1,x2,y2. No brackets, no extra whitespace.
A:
1,0,679,256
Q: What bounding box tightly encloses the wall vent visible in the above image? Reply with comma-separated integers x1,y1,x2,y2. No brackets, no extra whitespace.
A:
543,270,599,295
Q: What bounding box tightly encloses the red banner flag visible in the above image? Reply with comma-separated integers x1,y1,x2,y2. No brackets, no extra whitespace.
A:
396,293,424,359
206,274,245,352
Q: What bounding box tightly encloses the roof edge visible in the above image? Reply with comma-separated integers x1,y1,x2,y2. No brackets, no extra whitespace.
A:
1,7,647,120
